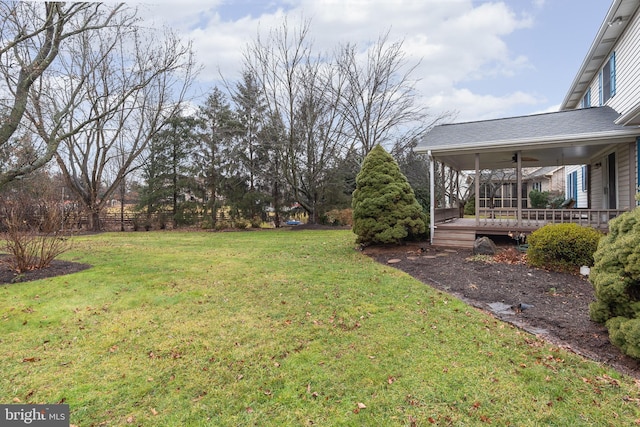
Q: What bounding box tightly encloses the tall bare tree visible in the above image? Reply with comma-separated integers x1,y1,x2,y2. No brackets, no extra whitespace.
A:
0,1,127,188
244,18,353,223
335,31,436,160
52,19,197,231
244,18,310,217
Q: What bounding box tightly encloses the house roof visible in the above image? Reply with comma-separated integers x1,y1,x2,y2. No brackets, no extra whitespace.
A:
523,166,563,180
561,0,640,110
415,106,639,170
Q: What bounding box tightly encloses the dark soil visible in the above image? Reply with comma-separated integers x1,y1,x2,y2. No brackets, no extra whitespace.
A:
363,243,640,379
0,255,91,285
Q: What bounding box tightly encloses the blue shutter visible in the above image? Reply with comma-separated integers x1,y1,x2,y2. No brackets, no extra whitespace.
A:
599,71,603,106
581,165,588,192
571,171,578,201
610,52,616,97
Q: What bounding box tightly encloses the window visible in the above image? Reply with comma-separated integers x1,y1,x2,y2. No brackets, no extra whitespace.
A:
599,52,616,105
581,88,591,108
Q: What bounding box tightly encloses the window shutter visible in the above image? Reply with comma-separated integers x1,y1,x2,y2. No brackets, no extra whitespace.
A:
610,51,616,97
599,71,603,106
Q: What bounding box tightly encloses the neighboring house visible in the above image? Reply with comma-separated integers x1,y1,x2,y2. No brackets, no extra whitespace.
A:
415,0,640,248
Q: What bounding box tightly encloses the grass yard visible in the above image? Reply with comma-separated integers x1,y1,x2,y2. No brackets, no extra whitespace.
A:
1,230,639,426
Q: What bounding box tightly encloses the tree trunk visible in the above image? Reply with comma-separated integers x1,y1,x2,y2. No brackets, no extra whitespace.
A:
90,209,101,232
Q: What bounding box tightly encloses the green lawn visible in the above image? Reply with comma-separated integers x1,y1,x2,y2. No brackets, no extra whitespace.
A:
1,230,639,426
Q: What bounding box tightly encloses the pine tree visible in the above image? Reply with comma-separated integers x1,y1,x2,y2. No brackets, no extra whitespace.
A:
352,144,426,245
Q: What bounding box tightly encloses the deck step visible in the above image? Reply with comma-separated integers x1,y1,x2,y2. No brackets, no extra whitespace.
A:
432,228,476,249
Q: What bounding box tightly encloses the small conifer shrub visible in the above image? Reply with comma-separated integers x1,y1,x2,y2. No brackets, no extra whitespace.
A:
352,145,426,245
589,207,640,358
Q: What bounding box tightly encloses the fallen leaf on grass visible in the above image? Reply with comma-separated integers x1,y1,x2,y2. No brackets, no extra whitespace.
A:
22,357,40,363
150,408,158,416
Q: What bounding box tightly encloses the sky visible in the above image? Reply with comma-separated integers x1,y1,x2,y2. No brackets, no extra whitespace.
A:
127,0,614,123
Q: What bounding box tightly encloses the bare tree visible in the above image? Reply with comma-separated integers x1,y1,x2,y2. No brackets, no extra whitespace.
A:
0,1,127,188
52,21,197,231
244,18,352,223
244,18,311,217
334,31,437,160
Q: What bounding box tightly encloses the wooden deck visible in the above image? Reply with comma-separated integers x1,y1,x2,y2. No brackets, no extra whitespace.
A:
432,208,627,249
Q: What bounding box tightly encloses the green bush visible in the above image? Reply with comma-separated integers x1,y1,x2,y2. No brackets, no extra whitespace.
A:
589,207,640,358
352,145,427,245
527,223,602,272
529,189,549,208
463,197,475,216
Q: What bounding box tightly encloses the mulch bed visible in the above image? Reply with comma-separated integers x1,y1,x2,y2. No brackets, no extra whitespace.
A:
0,255,91,284
363,243,640,379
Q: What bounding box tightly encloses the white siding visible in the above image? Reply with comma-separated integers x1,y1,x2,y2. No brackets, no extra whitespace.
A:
577,7,640,115
588,143,634,209
582,6,640,114
608,8,640,115
591,163,603,209
618,143,631,209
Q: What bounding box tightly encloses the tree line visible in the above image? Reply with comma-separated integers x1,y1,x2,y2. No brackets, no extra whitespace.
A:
0,2,448,231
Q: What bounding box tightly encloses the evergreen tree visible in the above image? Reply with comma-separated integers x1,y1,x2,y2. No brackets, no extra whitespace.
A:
352,144,426,245
138,114,199,227
196,88,240,227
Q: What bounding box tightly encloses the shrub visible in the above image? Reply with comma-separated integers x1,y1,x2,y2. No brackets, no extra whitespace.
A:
589,208,640,358
527,223,602,272
1,199,71,273
324,209,353,226
352,145,427,245
529,189,549,208
463,197,475,216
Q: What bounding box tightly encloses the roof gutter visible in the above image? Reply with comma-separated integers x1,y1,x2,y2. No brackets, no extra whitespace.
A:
560,0,624,110
415,129,640,155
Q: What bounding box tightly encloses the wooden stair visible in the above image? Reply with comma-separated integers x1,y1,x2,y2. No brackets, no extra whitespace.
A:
431,227,476,249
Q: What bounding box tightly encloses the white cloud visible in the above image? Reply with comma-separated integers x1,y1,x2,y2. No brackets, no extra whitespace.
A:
131,0,547,121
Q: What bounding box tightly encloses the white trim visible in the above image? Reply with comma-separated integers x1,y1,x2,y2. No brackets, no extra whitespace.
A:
615,101,640,125
415,129,640,155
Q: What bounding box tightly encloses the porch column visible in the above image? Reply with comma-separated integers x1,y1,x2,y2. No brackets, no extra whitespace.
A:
516,151,522,227
428,150,435,244
475,153,480,227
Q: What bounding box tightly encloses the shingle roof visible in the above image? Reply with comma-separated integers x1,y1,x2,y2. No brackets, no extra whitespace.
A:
417,106,627,149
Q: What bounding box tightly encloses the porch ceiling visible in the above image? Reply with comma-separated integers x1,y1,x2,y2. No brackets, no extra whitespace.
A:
415,106,640,170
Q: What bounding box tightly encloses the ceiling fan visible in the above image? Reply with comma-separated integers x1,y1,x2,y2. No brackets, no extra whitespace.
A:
512,154,539,162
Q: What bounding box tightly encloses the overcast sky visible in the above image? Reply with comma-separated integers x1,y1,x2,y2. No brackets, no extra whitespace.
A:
129,0,613,123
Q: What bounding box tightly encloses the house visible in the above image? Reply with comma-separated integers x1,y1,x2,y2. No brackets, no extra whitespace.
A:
415,0,640,248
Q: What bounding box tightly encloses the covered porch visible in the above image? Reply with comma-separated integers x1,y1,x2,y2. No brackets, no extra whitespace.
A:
416,107,640,248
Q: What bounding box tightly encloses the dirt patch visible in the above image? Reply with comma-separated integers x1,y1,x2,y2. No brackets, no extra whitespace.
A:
0,255,91,285
363,243,640,378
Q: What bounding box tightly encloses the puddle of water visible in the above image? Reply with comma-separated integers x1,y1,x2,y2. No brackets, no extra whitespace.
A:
487,302,515,315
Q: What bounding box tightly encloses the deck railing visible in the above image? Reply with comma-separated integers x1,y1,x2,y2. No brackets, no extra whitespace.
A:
434,207,460,223
474,208,628,230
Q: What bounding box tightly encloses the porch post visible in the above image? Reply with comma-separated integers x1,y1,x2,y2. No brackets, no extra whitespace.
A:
428,150,435,245
475,153,480,227
516,151,522,227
